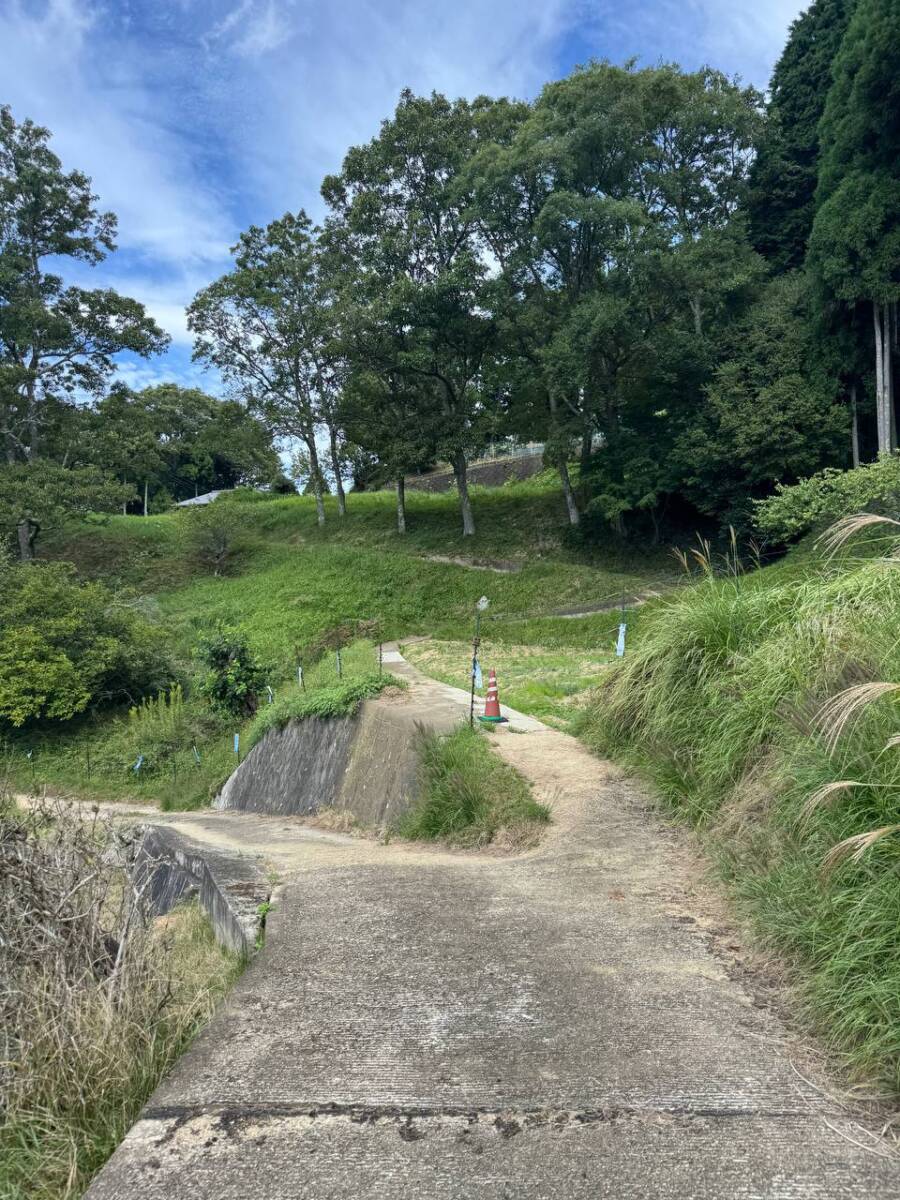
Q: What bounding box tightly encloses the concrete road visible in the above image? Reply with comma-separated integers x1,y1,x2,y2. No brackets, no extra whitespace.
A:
86,664,899,1198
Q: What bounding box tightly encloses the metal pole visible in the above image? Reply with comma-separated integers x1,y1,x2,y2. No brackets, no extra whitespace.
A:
378,642,383,675
336,649,342,679
469,610,481,729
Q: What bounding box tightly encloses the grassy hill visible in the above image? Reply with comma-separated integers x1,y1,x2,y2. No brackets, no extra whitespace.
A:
5,475,672,807
581,533,900,1093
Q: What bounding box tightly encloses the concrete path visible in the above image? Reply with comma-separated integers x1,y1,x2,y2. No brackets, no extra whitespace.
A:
86,655,899,1197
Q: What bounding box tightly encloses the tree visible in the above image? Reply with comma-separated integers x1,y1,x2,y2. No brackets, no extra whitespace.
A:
808,0,900,457
92,383,280,510
0,559,172,725
323,90,498,537
673,274,847,528
468,62,762,527
0,459,131,560
189,213,337,526
338,366,438,533
748,0,856,273
0,106,168,518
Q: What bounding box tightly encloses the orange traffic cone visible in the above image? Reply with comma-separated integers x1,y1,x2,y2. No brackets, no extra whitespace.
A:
481,668,502,723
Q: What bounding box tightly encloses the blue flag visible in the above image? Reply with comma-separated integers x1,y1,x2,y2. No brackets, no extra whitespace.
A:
473,659,483,689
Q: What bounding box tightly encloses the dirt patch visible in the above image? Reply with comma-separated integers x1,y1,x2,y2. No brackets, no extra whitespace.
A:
422,554,523,574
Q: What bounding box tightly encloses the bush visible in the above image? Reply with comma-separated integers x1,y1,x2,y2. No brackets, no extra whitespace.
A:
177,498,247,575
196,625,266,717
756,454,900,543
398,724,550,846
0,561,173,727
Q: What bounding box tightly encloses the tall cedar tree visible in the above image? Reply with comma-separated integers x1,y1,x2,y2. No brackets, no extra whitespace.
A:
748,0,856,273
808,0,900,456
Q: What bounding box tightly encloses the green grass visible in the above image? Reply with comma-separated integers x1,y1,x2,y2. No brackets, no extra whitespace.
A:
1,641,393,810
398,724,550,847
0,900,240,1200
402,634,619,728
14,478,670,807
580,546,900,1091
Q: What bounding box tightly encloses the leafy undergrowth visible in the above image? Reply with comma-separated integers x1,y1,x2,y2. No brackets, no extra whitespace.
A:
398,724,550,848
580,546,900,1093
13,481,670,807
1,641,389,811
0,796,241,1200
247,672,398,748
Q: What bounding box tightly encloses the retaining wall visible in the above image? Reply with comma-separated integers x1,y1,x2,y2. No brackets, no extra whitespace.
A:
135,825,269,957
215,696,455,828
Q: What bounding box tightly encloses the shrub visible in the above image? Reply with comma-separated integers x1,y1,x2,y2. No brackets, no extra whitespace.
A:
755,454,900,543
246,674,391,748
0,561,173,727
196,625,266,717
177,498,247,575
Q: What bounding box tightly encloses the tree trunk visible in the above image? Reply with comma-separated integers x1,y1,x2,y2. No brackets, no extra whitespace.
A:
874,302,889,455
123,476,128,516
453,451,475,537
690,295,703,339
850,383,860,468
16,519,37,562
558,459,580,526
396,475,406,535
306,432,326,526
887,302,896,452
580,430,592,471
143,480,149,517
328,422,346,517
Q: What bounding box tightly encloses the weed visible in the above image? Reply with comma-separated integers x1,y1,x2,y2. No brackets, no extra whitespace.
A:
398,724,550,847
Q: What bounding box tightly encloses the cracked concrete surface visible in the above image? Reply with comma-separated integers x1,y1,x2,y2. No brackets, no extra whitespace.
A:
85,654,899,1197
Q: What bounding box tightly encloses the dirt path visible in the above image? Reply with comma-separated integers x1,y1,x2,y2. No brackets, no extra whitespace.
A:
86,652,899,1198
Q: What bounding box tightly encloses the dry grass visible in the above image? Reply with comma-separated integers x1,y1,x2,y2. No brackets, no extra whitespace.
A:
0,791,240,1200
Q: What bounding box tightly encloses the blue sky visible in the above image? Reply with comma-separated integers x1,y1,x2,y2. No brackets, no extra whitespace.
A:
0,0,806,393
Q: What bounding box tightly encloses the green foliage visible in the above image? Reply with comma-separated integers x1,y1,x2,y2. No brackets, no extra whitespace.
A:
177,497,247,575
0,459,132,559
398,724,550,845
0,104,168,473
0,560,172,726
757,455,900,541
580,550,900,1086
196,625,266,717
809,0,900,307
675,274,847,528
748,0,856,272
246,673,391,748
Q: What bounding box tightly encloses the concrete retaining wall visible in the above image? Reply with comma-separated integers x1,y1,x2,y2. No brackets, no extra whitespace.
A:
135,826,269,957
215,697,455,829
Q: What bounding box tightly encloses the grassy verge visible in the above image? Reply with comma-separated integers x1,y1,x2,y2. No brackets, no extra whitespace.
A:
1,793,242,1198
580,548,900,1092
398,724,550,848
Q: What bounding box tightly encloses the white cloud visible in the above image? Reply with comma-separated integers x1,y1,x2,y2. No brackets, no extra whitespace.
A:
0,0,805,393
0,0,233,268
